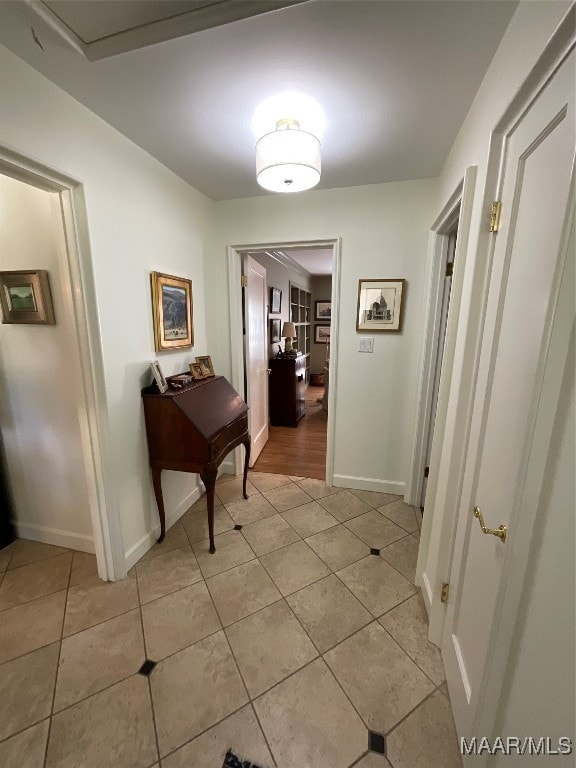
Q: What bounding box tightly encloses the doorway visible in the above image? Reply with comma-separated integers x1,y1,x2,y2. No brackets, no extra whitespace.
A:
0,148,125,581
228,239,340,484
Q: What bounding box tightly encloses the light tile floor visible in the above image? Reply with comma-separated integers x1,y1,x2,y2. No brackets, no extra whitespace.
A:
0,473,463,768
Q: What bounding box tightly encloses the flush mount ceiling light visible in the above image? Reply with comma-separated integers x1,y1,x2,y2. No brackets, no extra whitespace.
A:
256,118,321,193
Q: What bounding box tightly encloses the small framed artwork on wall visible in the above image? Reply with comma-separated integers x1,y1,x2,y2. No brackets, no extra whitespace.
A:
0,270,55,325
314,325,331,344
269,318,281,343
151,271,194,351
356,279,406,332
315,300,331,321
270,287,282,314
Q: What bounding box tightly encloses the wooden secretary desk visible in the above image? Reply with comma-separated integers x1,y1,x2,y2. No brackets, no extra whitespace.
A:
141,376,250,553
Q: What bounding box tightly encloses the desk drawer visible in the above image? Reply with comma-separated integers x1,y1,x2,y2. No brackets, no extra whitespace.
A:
210,415,248,460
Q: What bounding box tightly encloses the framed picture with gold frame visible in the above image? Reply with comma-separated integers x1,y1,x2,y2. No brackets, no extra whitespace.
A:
0,270,55,325
195,355,215,377
151,271,193,351
189,362,207,380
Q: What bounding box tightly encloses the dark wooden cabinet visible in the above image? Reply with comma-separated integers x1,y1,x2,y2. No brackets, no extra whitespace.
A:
141,375,250,553
269,355,307,426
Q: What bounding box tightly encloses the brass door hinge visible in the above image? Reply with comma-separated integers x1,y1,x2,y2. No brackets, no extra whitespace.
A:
240,275,248,288
445,262,454,278
441,582,450,604
489,201,502,233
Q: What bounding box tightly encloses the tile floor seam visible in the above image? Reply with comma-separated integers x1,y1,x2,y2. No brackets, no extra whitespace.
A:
61,598,138,641
378,508,418,534
220,623,257,705
378,545,419,586
217,593,285,632
5,550,65,573
280,595,324,657
145,676,162,767
43,609,67,766
376,591,419,620
0,582,68,613
248,700,279,768
221,596,324,702
50,668,146,718
375,622,443,689
155,700,257,766
333,554,417,617
304,526,371,572
257,542,333,597
347,751,373,768
381,681,449,745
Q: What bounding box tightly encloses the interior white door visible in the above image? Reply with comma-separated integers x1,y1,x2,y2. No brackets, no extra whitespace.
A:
244,255,269,466
442,48,575,735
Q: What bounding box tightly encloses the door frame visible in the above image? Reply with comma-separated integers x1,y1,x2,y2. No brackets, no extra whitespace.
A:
406,166,476,510
0,146,126,581
442,13,575,745
227,238,341,483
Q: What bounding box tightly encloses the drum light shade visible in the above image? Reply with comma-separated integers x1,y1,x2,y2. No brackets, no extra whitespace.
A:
256,119,321,193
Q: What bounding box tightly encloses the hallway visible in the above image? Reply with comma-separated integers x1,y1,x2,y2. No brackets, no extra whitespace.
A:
252,385,328,480
0,471,461,768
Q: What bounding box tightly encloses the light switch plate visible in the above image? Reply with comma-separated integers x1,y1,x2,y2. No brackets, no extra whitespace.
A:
359,337,374,353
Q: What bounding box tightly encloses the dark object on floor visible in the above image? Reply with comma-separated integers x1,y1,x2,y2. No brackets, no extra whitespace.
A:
370,547,381,556
0,432,15,549
368,730,387,754
222,748,263,768
309,372,324,386
138,659,157,677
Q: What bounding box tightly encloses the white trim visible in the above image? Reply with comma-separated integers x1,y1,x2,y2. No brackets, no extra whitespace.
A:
125,484,203,570
405,174,467,506
0,147,125,581
411,166,477,624
332,474,404,495
11,521,95,554
227,238,341,483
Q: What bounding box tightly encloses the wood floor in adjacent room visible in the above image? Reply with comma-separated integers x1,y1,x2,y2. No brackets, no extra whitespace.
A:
252,386,327,480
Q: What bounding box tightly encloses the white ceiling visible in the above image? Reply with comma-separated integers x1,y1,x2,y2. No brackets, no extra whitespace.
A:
0,1,518,201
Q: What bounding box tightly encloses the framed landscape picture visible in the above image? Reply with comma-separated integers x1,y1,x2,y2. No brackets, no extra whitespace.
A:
314,324,331,344
356,279,406,332
315,300,331,321
151,271,193,351
0,270,55,324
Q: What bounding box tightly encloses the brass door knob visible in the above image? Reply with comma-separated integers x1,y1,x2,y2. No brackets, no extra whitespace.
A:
473,506,507,543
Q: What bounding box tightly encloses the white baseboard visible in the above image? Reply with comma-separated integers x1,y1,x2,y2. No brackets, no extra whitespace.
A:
124,485,202,571
332,474,405,495
12,520,95,554
219,460,236,476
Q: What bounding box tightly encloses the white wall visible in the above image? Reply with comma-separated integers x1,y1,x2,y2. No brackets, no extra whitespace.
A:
0,46,217,570
213,180,437,492
0,175,93,550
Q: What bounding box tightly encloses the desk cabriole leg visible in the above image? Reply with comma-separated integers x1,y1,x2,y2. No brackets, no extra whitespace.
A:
242,436,251,499
201,469,218,554
151,467,166,543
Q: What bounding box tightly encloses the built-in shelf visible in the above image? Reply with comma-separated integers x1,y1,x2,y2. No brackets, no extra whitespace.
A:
290,282,311,382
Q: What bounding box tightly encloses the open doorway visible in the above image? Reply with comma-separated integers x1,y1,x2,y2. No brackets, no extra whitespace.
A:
0,149,125,581
228,240,339,483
